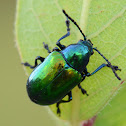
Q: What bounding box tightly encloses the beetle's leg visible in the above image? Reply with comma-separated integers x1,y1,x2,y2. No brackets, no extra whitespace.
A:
92,47,121,80
56,18,70,50
85,63,121,80
81,73,86,81
78,83,88,96
43,42,61,52
43,42,51,53
52,47,61,52
22,56,45,69
56,91,72,116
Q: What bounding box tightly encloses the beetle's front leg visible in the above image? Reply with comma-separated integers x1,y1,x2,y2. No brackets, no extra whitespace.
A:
56,91,72,116
56,18,70,50
84,63,121,80
22,56,45,69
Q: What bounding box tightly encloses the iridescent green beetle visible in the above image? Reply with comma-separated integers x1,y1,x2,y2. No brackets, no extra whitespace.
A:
22,10,121,116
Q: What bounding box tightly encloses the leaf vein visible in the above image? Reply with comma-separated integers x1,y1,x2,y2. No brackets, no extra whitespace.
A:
88,6,126,39
30,0,52,44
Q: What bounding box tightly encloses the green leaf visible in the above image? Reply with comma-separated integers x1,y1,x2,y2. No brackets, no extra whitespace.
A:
15,0,126,125
94,80,126,126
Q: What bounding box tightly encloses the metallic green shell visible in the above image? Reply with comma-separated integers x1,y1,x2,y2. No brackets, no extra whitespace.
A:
27,51,82,105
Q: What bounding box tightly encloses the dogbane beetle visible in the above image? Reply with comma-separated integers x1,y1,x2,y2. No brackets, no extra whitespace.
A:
22,10,121,116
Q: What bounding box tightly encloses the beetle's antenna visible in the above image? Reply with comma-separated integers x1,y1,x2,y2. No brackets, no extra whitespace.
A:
62,10,86,40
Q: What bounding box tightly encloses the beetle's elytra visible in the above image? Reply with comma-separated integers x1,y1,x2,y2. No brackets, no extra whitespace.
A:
22,10,121,116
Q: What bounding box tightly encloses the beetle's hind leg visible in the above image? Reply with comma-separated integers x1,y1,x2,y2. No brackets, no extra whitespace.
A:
22,56,45,69
56,17,70,50
56,91,72,116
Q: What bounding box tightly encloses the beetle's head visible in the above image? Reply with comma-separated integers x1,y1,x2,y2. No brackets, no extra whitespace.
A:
78,39,94,55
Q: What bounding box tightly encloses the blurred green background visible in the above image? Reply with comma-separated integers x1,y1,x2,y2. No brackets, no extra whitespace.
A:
0,1,56,126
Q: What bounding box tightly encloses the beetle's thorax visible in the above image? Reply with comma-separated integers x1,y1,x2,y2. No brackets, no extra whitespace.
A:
60,41,93,73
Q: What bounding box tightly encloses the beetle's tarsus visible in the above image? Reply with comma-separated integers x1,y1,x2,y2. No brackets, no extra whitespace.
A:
22,62,35,69
56,102,61,117
81,88,89,96
57,107,61,116
106,64,121,80
56,91,72,116
107,64,121,71
43,42,51,53
56,102,61,116
66,19,70,31
114,66,121,71
78,84,88,96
